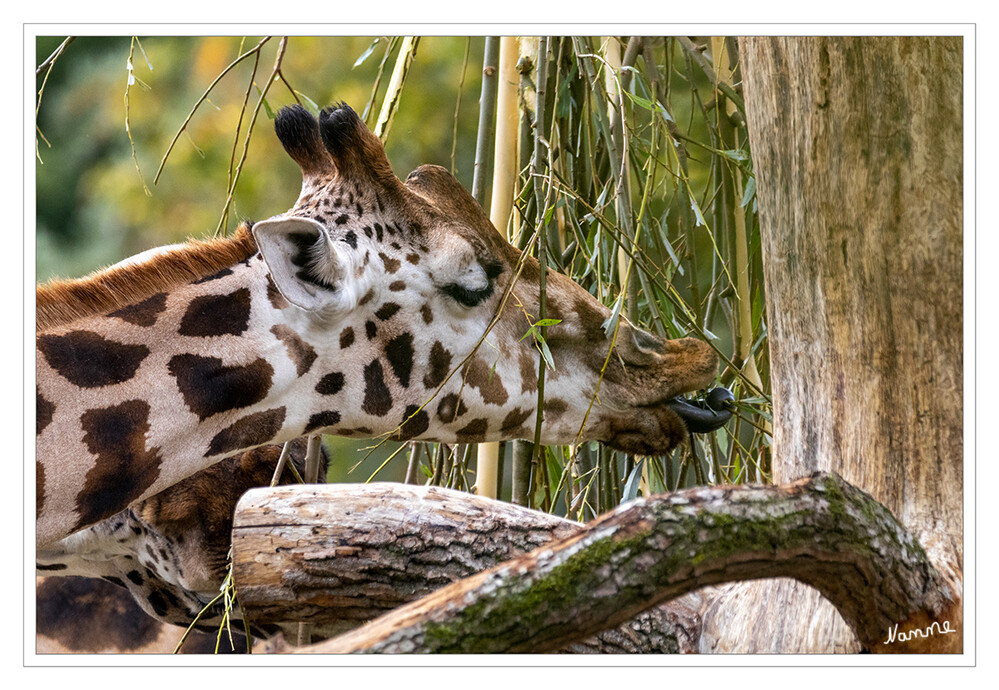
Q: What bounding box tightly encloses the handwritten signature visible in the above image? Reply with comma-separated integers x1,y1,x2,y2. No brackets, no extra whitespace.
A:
884,620,956,645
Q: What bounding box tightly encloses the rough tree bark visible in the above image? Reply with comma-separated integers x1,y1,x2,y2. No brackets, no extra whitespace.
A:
703,36,964,654
232,475,953,653
232,484,701,653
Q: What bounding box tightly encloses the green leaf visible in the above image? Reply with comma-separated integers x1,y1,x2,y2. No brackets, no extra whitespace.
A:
533,318,563,328
689,195,707,228
295,91,321,117
741,176,756,208
601,292,625,337
353,38,381,68
624,91,674,122
621,458,645,503
539,339,556,371
262,96,275,120
541,197,566,226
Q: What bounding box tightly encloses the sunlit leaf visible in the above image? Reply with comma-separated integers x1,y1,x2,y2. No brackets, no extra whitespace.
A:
353,38,381,68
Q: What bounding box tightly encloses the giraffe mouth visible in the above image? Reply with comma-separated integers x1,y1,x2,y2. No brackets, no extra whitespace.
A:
663,387,734,434
600,387,733,455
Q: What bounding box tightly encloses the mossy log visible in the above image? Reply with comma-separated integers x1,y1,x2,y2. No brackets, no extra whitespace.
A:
232,483,700,653
233,473,955,654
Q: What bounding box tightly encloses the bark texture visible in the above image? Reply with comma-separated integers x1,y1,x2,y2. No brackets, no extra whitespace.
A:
233,475,952,654
725,36,964,653
232,483,699,653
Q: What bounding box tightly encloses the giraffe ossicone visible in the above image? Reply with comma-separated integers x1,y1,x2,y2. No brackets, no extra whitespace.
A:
36,101,726,549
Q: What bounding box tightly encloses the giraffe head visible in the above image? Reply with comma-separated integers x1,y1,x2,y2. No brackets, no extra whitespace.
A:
253,103,726,454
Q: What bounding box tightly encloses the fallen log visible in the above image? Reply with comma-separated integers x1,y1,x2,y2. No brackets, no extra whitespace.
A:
232,483,699,652
233,472,955,653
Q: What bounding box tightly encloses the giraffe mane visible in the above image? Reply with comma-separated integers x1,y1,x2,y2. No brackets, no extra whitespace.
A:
36,223,258,331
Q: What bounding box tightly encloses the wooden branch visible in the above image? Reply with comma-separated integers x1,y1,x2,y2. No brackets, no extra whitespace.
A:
232,484,698,653
240,473,954,654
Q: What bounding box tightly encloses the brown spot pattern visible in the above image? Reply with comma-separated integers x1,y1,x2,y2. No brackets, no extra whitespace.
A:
423,341,453,389
394,405,430,441
379,252,401,274
464,356,508,405
108,292,167,327
501,407,534,432
37,387,54,436
270,324,317,377
362,359,393,417
76,400,162,530
436,392,468,424
420,304,434,324
389,280,406,291
340,327,355,349
168,354,274,420
456,418,488,440
178,288,252,337
375,302,401,321
36,578,161,652
305,410,340,434
39,330,150,389
385,333,415,387
205,407,286,457
544,398,569,421
316,371,345,395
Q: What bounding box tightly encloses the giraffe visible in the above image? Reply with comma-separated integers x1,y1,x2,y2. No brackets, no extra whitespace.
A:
36,438,326,643
36,101,728,553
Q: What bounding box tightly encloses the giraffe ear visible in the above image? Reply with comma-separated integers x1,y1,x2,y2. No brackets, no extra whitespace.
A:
253,216,347,312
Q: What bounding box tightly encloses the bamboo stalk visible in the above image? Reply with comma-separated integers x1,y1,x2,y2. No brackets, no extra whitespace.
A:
471,37,500,210
404,442,423,485
478,36,521,502
374,36,419,143
527,36,552,510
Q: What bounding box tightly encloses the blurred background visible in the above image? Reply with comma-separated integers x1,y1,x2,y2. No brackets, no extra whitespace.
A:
35,35,770,507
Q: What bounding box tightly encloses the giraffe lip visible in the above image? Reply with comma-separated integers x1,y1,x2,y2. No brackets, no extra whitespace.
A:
663,387,734,434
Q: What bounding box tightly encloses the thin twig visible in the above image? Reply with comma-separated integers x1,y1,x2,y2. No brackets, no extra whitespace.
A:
213,37,289,236
154,37,272,185
124,37,152,197
34,37,75,162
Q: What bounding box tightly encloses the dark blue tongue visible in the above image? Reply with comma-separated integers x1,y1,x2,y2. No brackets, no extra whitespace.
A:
666,387,734,433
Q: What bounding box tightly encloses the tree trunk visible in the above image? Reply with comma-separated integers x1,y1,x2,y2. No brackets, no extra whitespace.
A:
711,36,964,653
232,484,700,653
232,476,952,653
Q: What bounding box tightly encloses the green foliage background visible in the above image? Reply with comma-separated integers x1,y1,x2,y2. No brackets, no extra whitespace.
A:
36,36,483,280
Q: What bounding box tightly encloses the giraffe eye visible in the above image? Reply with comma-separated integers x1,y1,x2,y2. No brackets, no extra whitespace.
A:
439,257,503,308
441,281,494,307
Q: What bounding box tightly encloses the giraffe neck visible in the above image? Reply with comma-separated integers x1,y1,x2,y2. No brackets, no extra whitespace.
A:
36,253,310,546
